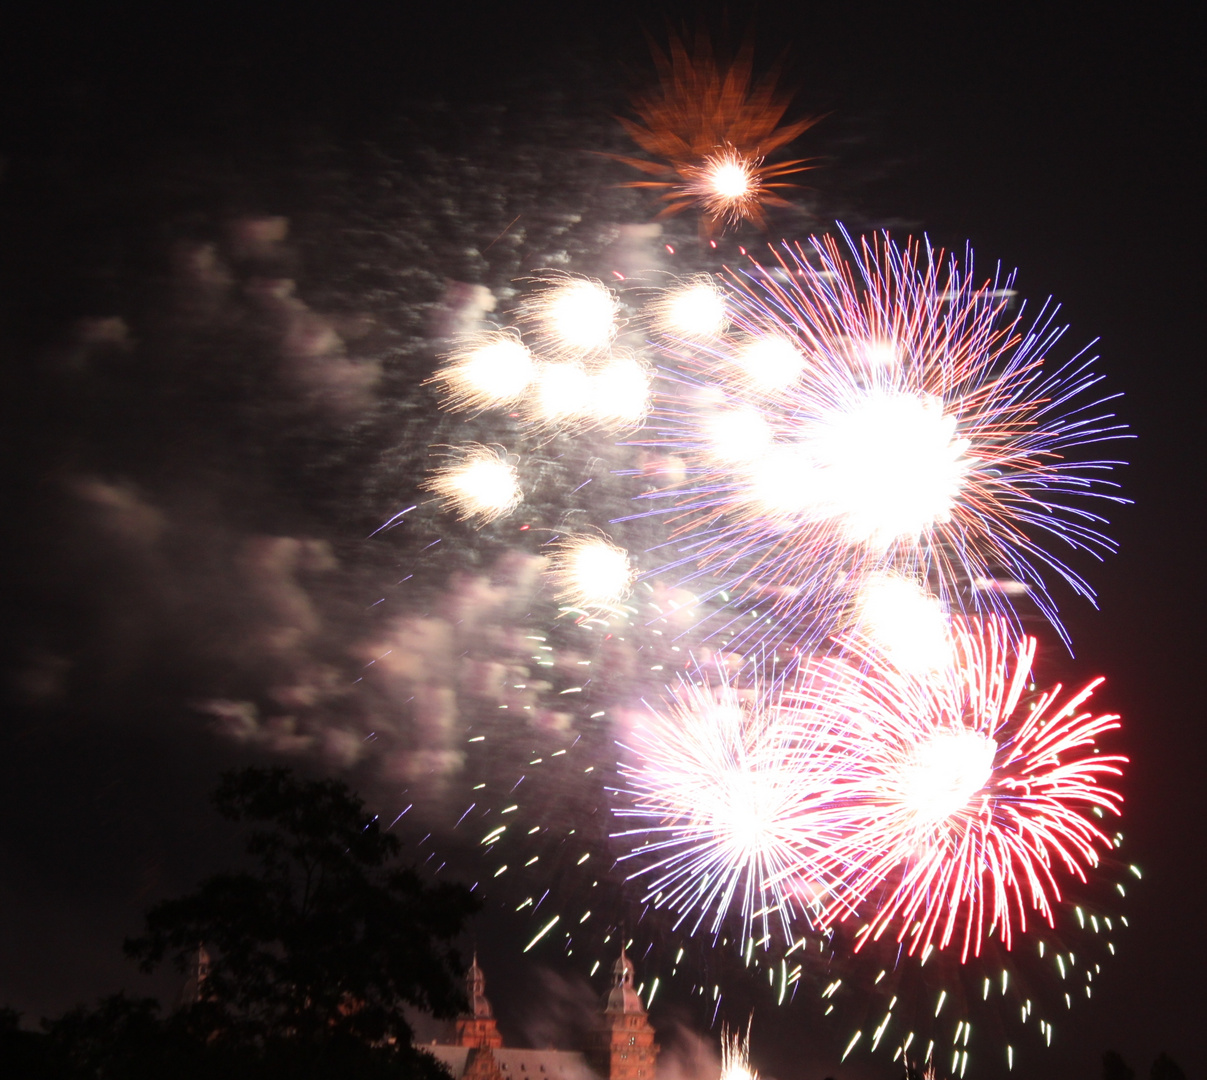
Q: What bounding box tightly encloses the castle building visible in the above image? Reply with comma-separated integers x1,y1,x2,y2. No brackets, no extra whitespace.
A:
423,949,659,1080
589,948,659,1080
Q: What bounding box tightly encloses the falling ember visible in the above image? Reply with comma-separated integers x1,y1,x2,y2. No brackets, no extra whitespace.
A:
423,445,522,523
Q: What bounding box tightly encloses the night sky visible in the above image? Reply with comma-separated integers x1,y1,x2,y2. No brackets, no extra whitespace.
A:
0,3,1200,1078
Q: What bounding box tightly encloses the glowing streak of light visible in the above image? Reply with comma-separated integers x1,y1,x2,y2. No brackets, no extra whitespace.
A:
523,916,561,953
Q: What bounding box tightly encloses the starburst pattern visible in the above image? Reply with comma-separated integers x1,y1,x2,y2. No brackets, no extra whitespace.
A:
791,616,1126,963
636,229,1128,645
609,32,817,229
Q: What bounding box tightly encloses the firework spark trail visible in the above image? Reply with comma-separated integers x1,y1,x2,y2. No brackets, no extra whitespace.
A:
784,616,1126,964
631,229,1129,647
719,1019,757,1080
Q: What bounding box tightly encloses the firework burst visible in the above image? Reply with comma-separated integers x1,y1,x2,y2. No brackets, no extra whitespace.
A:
613,665,846,943
404,211,1131,1072
423,444,523,523
516,275,621,360
547,534,636,614
792,616,1126,964
719,1020,757,1080
432,331,537,412
650,277,731,340
637,229,1128,645
610,32,817,230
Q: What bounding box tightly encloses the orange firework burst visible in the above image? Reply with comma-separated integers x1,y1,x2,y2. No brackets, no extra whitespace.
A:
610,32,819,230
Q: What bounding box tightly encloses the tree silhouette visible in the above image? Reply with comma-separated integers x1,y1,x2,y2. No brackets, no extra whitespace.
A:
1104,1050,1135,1080
1150,1052,1187,1080
125,767,478,1070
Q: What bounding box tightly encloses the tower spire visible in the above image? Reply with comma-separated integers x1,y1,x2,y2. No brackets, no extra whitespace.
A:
593,942,659,1080
455,954,502,1048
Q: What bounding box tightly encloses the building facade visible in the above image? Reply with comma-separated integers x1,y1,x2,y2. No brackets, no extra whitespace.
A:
423,949,659,1080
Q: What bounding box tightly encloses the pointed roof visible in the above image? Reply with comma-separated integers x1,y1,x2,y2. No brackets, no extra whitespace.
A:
468,952,493,1019
604,944,644,1015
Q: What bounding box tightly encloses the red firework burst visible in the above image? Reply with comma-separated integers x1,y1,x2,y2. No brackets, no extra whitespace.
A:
792,616,1126,963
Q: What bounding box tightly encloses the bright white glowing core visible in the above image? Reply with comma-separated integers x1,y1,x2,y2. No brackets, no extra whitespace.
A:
812,391,968,546
707,159,755,200
720,1065,756,1080
705,407,774,463
659,282,728,339
428,450,522,523
589,356,652,427
541,280,619,352
900,728,996,824
857,574,952,674
862,340,901,368
737,335,804,391
743,444,818,516
534,362,592,421
455,338,535,404
740,392,967,543
553,537,634,609
714,767,779,855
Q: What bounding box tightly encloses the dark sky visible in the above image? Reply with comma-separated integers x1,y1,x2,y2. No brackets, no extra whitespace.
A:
0,3,1200,1078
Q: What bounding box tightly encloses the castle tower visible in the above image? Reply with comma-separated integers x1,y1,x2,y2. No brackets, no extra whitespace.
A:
591,946,659,1080
454,954,504,1049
